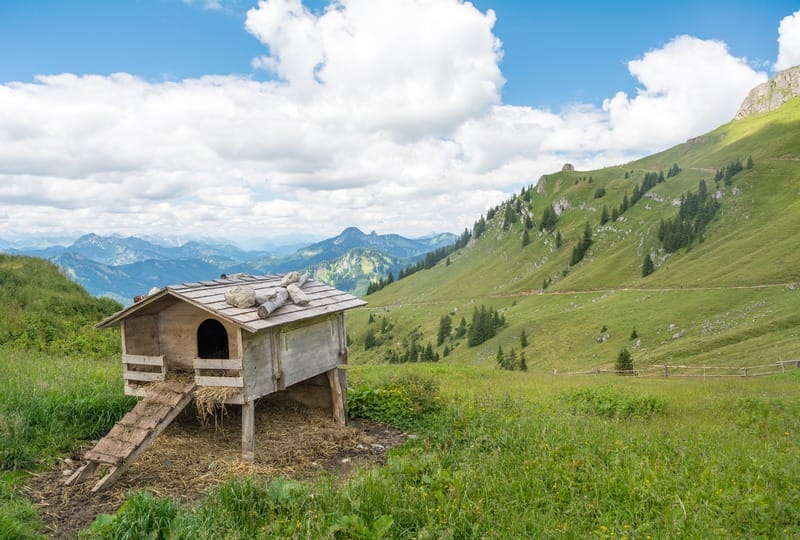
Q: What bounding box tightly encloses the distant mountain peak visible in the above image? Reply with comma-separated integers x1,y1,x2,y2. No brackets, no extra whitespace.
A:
736,65,800,119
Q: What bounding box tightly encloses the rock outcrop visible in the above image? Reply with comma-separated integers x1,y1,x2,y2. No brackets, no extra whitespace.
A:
735,65,800,119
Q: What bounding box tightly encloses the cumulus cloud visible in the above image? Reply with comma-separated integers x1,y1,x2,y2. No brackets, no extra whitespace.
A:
0,0,770,244
603,36,766,150
775,10,800,70
245,0,504,139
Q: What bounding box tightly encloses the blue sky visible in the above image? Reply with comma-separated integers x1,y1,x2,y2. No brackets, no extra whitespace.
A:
2,1,794,107
0,0,798,245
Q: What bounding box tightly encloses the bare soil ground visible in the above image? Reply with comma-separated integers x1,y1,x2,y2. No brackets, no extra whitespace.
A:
23,400,407,539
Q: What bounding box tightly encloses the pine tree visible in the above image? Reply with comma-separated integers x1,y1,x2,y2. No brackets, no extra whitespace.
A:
630,327,638,340
520,351,528,371
496,345,505,368
368,313,375,324
437,314,452,346
507,348,518,371
521,228,530,247
555,231,563,248
364,327,377,351
600,205,609,225
615,347,634,375
520,329,528,348
642,253,655,277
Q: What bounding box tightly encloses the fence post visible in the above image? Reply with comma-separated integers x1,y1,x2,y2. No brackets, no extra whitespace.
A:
743,367,748,378
663,364,669,378
781,362,785,374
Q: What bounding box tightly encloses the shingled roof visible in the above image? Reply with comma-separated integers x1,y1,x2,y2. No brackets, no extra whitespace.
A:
96,274,367,333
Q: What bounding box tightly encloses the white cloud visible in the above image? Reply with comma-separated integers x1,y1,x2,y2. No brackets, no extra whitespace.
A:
775,10,800,70
603,36,766,150
0,1,770,245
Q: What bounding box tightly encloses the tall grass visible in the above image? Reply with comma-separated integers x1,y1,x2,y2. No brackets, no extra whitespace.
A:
83,366,800,539
0,349,134,471
0,350,134,538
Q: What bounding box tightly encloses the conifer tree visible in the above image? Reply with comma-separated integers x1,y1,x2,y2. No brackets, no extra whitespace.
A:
437,314,452,346
496,345,505,368
520,329,528,348
364,327,377,351
642,253,655,277
507,348,518,371
615,347,634,375
520,351,528,371
600,205,610,225
522,228,530,247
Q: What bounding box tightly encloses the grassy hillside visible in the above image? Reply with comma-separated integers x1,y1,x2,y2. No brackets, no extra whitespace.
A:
0,255,133,537
0,254,122,358
349,99,800,370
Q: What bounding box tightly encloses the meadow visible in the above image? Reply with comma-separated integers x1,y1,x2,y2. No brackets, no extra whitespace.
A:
2,351,798,539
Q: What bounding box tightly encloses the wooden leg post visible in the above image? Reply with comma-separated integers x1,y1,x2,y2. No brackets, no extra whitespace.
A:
242,400,255,462
327,368,346,426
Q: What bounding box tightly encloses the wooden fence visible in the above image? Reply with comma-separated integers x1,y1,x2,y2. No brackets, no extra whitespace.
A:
553,360,800,379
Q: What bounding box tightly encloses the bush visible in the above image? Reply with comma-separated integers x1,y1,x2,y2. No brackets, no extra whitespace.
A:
560,387,665,418
347,375,441,429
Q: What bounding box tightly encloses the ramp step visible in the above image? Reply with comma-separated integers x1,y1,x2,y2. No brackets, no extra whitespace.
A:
65,381,196,491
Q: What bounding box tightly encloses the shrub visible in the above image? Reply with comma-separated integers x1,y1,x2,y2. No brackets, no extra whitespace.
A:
347,375,441,429
560,387,665,418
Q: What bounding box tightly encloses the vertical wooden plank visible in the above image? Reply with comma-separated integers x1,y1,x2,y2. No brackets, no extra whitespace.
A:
327,368,346,426
120,319,127,355
242,400,255,462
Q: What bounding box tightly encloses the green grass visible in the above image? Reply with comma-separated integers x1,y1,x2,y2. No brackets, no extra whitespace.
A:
79,365,800,539
0,349,134,471
0,351,133,539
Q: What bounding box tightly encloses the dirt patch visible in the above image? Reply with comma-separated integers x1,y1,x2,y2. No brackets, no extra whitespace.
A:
23,401,407,539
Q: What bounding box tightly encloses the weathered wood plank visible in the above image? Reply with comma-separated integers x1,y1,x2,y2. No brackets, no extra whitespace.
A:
193,357,243,370
83,449,124,466
195,375,244,387
122,354,165,366
327,369,346,426
123,371,165,382
242,401,255,462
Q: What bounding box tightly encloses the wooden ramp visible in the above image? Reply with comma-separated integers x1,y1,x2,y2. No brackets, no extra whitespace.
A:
66,380,196,492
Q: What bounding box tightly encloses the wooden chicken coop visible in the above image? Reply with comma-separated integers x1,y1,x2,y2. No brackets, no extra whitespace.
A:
66,273,366,492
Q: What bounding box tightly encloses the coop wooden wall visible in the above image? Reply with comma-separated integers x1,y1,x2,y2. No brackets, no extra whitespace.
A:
242,330,275,400
278,315,343,388
123,315,160,356
156,303,241,371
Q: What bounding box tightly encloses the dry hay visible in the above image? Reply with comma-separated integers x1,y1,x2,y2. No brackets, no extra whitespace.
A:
25,399,407,539
193,386,239,428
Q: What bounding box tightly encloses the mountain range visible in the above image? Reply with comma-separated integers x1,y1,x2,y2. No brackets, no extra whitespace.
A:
0,228,456,304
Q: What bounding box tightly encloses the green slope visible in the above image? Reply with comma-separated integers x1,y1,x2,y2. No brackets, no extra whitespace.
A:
348,99,800,370
0,254,122,358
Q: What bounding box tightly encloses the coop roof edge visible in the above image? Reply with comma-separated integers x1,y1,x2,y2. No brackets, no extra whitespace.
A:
96,274,367,332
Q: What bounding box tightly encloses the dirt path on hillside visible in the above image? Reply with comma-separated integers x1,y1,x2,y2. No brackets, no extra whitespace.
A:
23,401,407,539
371,282,796,309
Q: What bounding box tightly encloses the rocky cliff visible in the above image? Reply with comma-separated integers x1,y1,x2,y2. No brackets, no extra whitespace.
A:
735,65,800,119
